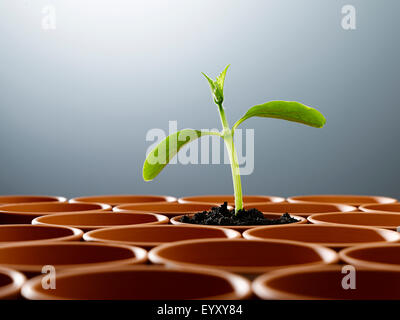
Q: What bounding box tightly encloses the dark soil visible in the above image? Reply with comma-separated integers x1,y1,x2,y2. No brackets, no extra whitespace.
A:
180,202,299,226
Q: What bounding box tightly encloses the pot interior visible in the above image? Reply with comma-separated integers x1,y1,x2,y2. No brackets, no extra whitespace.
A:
245,225,391,244
0,225,75,242
0,202,105,213
344,246,400,265
26,269,238,300
35,212,161,227
0,273,13,287
87,225,236,243
244,203,354,213
115,202,217,214
260,268,400,299
310,213,400,227
154,240,328,267
0,244,135,266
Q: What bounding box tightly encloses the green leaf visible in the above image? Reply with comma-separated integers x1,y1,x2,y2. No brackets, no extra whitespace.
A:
143,129,220,181
232,100,326,131
215,64,230,96
201,65,230,104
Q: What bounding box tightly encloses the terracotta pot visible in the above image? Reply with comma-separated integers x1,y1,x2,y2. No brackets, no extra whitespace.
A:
178,195,285,206
70,194,176,207
252,265,400,300
113,202,225,218
84,225,241,249
287,194,397,207
21,265,251,300
0,195,66,205
243,224,400,251
32,212,169,232
0,267,26,300
149,239,338,278
0,224,83,244
170,213,307,232
0,202,111,224
308,212,400,230
0,241,147,277
243,202,356,218
359,203,400,213
340,243,400,270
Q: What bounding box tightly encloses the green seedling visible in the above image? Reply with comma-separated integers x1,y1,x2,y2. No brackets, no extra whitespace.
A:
143,65,326,213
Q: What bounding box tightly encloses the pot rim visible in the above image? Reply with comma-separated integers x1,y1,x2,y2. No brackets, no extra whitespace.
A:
359,203,400,213
32,211,169,230
178,194,285,204
69,194,177,206
243,202,357,216
113,201,231,214
339,242,400,271
0,224,83,243
242,224,400,249
308,212,400,230
169,213,307,230
0,202,111,215
0,195,67,204
21,265,252,300
252,264,389,300
0,266,27,299
287,194,398,207
0,241,147,273
83,224,242,248
148,238,338,274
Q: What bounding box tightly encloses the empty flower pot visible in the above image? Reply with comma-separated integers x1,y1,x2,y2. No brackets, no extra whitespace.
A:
70,194,177,207
287,194,397,207
32,212,169,232
0,195,66,205
170,213,306,232
149,239,338,278
243,224,400,251
21,265,251,300
0,241,147,277
0,267,26,300
252,265,400,300
113,202,225,218
0,202,111,224
359,203,400,213
308,212,400,230
178,195,285,206
0,224,83,244
84,225,241,249
340,243,400,270
243,202,356,218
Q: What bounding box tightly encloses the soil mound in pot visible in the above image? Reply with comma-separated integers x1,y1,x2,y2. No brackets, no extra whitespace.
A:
180,202,299,226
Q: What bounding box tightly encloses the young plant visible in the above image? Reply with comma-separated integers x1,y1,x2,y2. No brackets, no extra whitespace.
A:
143,65,326,213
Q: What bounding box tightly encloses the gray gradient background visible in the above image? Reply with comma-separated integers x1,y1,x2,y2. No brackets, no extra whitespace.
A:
0,0,399,200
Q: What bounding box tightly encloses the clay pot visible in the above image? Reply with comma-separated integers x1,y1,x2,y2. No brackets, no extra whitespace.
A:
0,195,66,205
113,202,224,218
252,265,400,300
287,194,397,207
243,202,356,218
0,224,83,244
149,239,338,278
32,212,169,232
308,212,400,230
340,243,400,270
0,241,147,277
179,195,285,206
359,203,400,213
170,213,306,232
243,224,400,251
0,202,111,224
0,267,26,299
21,265,251,300
70,194,176,207
84,225,241,249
